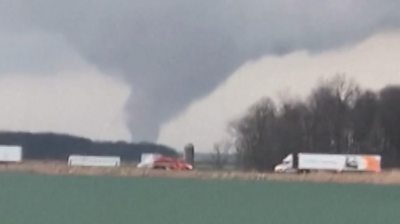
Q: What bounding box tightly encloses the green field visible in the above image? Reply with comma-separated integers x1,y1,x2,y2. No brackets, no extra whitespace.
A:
0,173,399,224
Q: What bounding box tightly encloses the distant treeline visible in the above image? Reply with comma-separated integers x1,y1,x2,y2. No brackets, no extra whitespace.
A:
232,75,400,170
0,132,177,162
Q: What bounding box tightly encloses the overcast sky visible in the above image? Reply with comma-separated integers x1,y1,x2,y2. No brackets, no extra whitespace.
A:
158,31,400,151
1,1,400,151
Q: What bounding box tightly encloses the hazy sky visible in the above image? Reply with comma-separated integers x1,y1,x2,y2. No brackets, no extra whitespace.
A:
0,70,131,141
1,1,400,150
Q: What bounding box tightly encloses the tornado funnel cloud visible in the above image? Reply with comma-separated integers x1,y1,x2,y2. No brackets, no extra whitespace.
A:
2,1,400,141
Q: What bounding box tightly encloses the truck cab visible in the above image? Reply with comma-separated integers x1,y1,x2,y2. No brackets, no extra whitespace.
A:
274,154,295,173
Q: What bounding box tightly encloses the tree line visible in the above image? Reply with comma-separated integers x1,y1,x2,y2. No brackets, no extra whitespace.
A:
0,131,177,162
231,76,400,170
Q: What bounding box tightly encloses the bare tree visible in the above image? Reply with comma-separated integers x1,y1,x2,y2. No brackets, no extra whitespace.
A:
231,97,280,170
379,86,400,166
308,75,360,153
212,140,233,170
351,91,382,153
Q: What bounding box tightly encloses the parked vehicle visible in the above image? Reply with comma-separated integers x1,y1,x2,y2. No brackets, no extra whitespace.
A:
68,155,121,167
0,145,22,163
137,153,193,170
274,153,381,173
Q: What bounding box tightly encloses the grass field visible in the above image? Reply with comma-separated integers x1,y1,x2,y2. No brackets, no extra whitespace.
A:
0,173,399,224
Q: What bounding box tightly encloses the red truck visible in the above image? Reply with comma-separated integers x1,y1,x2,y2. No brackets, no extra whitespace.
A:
137,154,193,170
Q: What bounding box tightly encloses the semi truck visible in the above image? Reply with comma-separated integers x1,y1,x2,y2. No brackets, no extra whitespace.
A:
0,145,23,163
274,153,381,173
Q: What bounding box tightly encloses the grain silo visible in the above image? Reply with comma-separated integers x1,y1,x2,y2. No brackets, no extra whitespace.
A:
184,143,195,167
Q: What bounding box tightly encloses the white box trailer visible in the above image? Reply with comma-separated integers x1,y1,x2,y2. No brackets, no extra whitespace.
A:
0,145,22,162
68,155,121,167
274,153,381,173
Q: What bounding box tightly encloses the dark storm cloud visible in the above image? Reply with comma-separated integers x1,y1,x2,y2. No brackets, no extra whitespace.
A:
2,0,400,141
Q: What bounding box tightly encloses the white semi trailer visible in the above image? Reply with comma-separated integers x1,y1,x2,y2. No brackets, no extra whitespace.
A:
0,145,23,163
68,155,121,167
274,153,381,173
